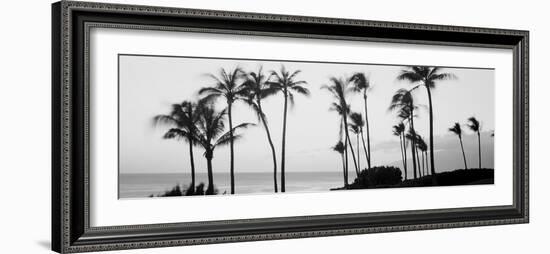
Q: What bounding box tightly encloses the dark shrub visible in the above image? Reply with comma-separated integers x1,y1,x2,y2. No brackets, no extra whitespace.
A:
351,166,402,188
155,182,217,197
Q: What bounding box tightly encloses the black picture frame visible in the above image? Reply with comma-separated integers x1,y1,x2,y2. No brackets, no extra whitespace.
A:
52,1,529,253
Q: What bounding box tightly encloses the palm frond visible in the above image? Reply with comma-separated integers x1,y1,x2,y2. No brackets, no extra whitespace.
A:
396,70,423,83
467,117,480,132
289,85,310,96
163,128,188,140
349,112,364,127
332,141,345,154
449,122,462,136
152,114,177,127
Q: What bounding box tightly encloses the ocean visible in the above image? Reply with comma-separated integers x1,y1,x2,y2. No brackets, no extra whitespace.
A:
119,171,344,198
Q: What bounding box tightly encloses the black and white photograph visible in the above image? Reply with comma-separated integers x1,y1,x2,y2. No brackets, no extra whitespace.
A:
118,55,495,198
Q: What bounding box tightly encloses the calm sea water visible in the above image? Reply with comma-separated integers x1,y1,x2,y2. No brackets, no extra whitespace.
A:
119,171,344,198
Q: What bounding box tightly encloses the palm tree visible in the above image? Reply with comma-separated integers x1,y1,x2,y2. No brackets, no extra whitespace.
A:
349,117,362,172
416,135,428,177
269,66,309,192
389,88,418,179
350,112,368,171
199,67,248,194
449,122,468,170
405,128,419,179
414,134,423,178
242,67,280,192
153,101,199,192
323,77,360,179
467,117,482,169
397,66,456,177
350,73,372,168
332,141,347,186
392,123,407,180
329,101,351,185
193,103,254,194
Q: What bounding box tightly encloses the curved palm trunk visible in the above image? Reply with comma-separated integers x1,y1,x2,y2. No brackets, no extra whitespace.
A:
356,133,361,171
409,116,418,179
416,146,422,177
459,137,468,170
343,136,349,187
205,151,214,195
425,86,437,178
363,93,372,168
398,135,405,179
340,153,346,185
280,92,289,192
360,129,370,167
257,102,278,193
227,104,236,194
343,113,359,177
346,131,360,177
188,140,196,192
402,133,408,180
477,132,482,169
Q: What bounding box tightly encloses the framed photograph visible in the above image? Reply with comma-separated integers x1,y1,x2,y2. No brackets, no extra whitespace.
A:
52,1,529,253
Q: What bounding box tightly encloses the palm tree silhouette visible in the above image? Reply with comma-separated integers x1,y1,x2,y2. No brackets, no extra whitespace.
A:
350,112,368,171
242,66,280,192
405,128,419,179
349,114,362,172
269,66,309,192
467,117,482,169
323,77,360,179
328,101,350,185
416,135,428,177
153,101,199,192
199,67,249,194
389,88,418,179
392,123,407,180
449,122,468,170
397,66,456,177
332,141,347,186
350,73,372,168
193,103,254,194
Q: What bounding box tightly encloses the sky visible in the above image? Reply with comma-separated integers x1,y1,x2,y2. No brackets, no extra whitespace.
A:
118,54,495,176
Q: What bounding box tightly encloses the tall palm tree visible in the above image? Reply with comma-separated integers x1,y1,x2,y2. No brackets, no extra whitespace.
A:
467,117,482,169
242,67,280,192
199,67,248,194
397,66,456,177
323,77,360,179
332,141,347,186
449,122,468,170
392,123,407,180
350,73,372,168
269,66,309,192
193,104,254,194
329,101,351,185
153,101,199,191
389,88,418,179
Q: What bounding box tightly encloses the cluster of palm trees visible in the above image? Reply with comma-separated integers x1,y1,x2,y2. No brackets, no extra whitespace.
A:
155,63,480,193
325,73,373,187
388,66,457,183
154,65,308,194
448,117,484,170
